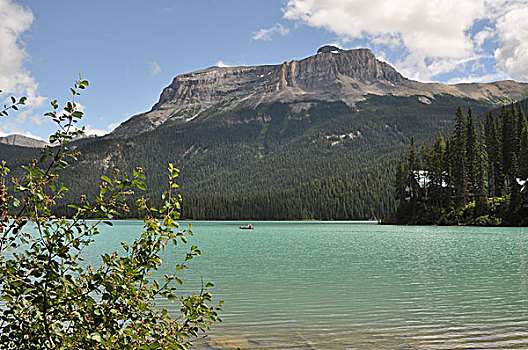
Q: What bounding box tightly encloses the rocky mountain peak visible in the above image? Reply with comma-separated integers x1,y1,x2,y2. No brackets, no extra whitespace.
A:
301,47,404,85
108,47,528,139
317,45,344,53
0,134,48,148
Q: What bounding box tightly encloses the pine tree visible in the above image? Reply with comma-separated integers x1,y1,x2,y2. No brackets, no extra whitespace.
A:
430,133,446,206
395,160,407,202
519,113,528,180
506,153,521,224
501,106,516,184
407,137,419,199
453,106,469,206
489,162,497,198
516,105,526,153
475,121,488,217
443,139,454,207
465,107,479,197
420,145,432,199
484,112,500,197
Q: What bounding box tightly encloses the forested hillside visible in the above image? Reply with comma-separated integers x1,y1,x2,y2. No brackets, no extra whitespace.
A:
2,94,500,220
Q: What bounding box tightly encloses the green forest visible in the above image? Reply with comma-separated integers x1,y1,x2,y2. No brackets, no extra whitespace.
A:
388,102,528,226
0,95,515,221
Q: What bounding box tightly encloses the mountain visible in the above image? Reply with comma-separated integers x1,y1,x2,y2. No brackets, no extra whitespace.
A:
110,47,528,139
3,47,528,220
0,134,48,148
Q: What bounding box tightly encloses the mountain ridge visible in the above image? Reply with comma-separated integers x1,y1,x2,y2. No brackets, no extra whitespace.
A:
0,134,48,148
109,47,528,138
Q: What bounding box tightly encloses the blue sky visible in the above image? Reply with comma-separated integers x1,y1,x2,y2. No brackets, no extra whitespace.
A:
1,0,528,140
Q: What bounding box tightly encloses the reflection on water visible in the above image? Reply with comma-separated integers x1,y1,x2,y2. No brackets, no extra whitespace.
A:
89,221,528,349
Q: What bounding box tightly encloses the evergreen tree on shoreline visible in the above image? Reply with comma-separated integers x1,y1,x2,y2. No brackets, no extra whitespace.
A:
390,103,527,226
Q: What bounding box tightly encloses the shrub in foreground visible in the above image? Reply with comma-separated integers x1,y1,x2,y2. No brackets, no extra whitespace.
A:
0,78,221,349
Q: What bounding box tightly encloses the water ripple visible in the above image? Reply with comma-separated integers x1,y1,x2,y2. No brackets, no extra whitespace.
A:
95,221,528,349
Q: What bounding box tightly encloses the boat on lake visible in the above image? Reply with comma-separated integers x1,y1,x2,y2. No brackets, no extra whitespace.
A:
239,224,253,230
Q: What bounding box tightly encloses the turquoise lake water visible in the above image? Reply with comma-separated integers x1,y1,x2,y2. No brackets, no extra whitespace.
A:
87,221,528,349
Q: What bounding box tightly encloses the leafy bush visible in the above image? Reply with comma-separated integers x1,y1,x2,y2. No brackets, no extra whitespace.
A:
0,78,221,349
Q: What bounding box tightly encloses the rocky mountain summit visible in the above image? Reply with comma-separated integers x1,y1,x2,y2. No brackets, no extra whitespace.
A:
110,47,528,138
0,134,48,148
317,45,344,54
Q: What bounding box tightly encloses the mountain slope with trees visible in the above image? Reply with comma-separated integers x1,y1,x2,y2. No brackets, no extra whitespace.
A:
2,95,507,220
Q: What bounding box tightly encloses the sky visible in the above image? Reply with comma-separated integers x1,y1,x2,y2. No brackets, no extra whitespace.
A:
1,0,528,141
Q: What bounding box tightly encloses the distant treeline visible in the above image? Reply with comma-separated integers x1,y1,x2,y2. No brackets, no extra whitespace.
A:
388,103,528,226
182,165,396,220
50,161,396,221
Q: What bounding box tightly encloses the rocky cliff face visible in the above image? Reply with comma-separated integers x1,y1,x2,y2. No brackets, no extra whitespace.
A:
110,47,528,138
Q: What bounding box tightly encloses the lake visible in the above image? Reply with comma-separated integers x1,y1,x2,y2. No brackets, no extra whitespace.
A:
88,221,528,349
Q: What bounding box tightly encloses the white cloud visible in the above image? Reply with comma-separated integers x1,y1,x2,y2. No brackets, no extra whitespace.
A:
283,0,528,82
83,126,111,137
398,53,484,82
493,4,528,81
0,0,45,114
253,23,290,41
82,121,121,137
159,6,177,15
371,33,403,48
446,72,507,84
0,126,46,141
473,27,495,50
107,122,120,130
30,113,47,125
471,60,486,73
284,0,482,57
216,60,230,68
150,61,162,76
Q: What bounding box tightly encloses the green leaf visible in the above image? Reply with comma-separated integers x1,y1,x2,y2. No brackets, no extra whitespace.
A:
89,332,103,342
